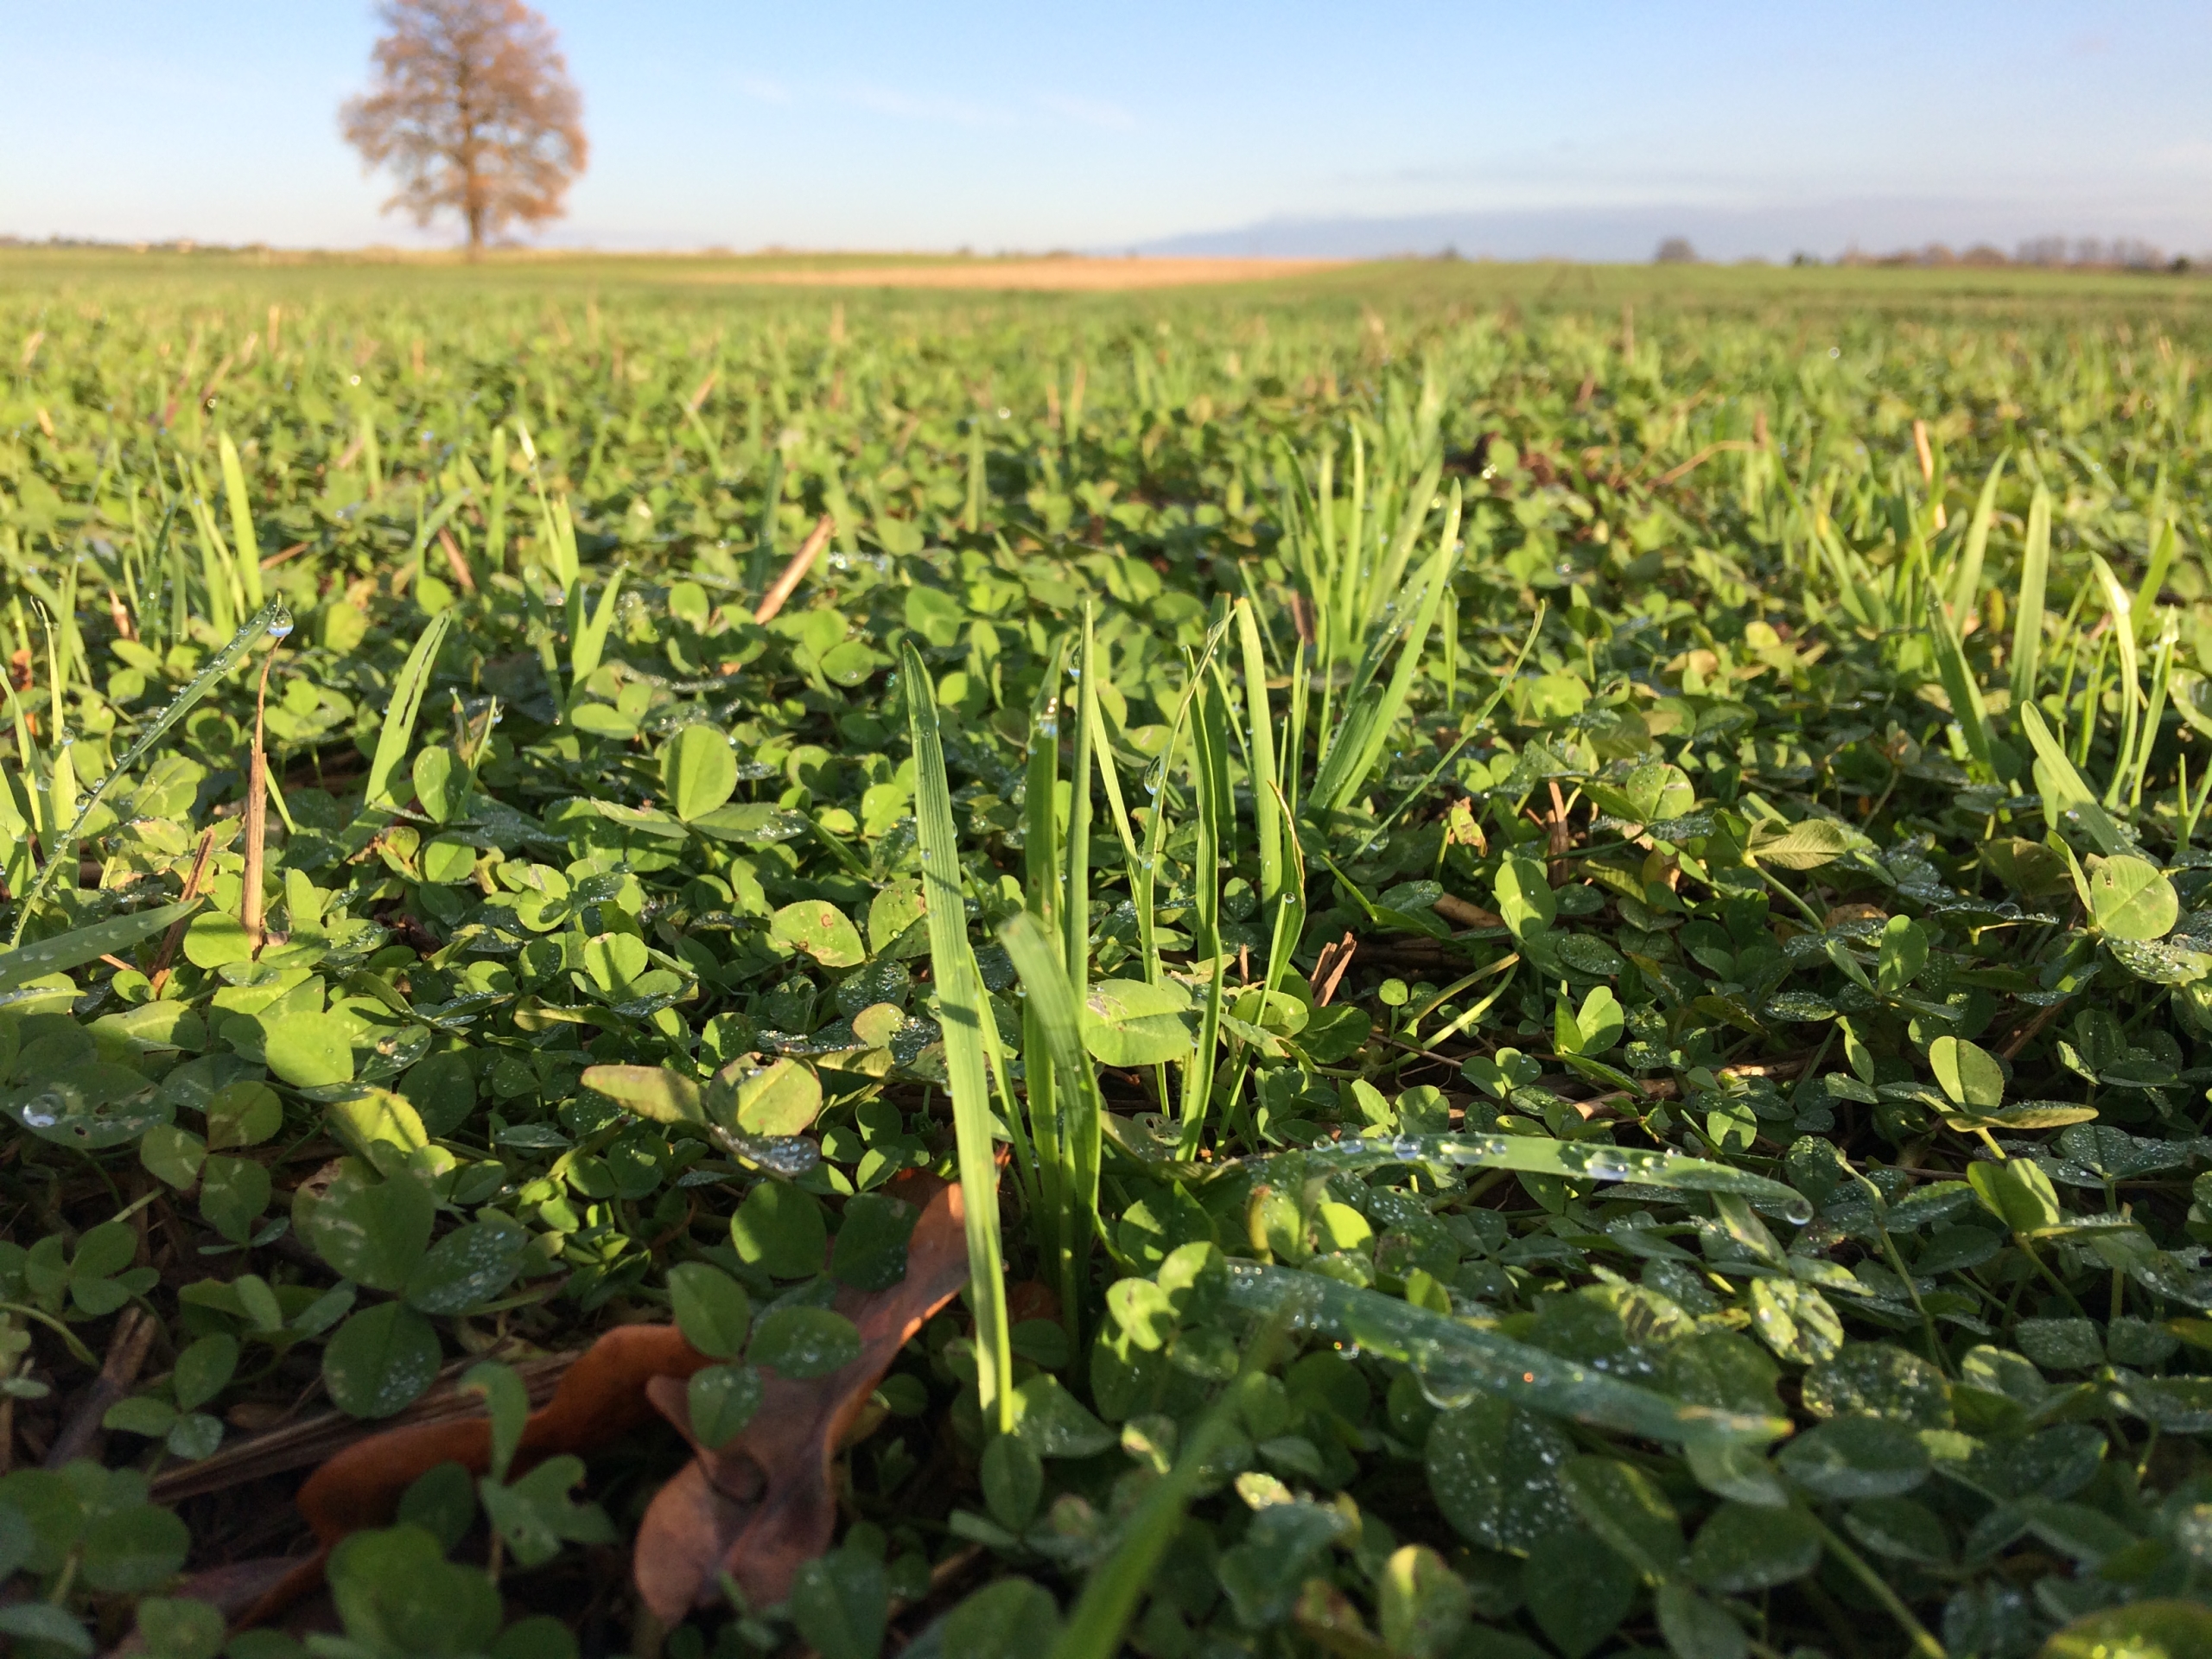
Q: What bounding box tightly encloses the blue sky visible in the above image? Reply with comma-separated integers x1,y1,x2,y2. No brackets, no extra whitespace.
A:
4,1,2210,259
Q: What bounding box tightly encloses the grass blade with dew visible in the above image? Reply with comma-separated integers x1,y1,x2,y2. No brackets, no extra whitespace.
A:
998,912,1103,1349
0,898,204,991
901,639,1015,1434
1243,1130,1810,1217
362,608,454,810
1220,1262,1789,1448
2009,480,2053,709
217,431,264,611
1022,637,1071,1273
8,601,289,944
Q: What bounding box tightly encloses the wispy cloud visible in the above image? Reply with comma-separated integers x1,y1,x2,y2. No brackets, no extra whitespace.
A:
737,74,793,105
839,83,1012,128
1033,92,1135,131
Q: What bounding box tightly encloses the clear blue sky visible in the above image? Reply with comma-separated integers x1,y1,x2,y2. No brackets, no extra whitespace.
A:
3,1,2209,260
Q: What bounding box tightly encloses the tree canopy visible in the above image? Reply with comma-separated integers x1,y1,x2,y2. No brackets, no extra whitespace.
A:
340,0,587,254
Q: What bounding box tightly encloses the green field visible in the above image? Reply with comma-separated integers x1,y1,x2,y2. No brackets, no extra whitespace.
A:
3,251,2211,1659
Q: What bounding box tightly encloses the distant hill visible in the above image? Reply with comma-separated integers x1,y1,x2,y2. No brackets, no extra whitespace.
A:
1118,199,2191,266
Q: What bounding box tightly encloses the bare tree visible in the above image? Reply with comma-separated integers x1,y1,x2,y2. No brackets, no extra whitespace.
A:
341,0,587,256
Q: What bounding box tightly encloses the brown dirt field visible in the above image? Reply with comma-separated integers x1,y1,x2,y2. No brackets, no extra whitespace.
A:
683,257,1344,292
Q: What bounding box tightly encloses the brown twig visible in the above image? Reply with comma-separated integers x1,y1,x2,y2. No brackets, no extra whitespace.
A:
151,1351,576,1504
752,512,836,625
259,540,310,570
45,1306,157,1469
1312,931,1357,1007
436,526,478,595
146,826,219,995
1432,893,1504,929
1999,998,2069,1059
1652,439,1758,488
1546,779,1573,885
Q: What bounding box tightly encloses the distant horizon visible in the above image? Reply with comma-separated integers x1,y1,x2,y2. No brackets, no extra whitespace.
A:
4,226,2202,273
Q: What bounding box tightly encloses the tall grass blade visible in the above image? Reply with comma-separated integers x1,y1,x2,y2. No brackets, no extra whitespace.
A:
1022,640,1068,1273
1927,598,1996,780
2017,702,2127,855
2089,554,2142,806
997,912,1102,1346
1179,670,1232,1155
2009,481,2052,708
218,432,264,610
1235,600,1281,912
1313,484,1463,814
1948,450,2006,618
568,568,626,700
901,640,1014,1433
1046,1379,1258,1659
363,609,454,809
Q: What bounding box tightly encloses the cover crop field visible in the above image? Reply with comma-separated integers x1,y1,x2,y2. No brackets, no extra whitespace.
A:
1,250,2211,1659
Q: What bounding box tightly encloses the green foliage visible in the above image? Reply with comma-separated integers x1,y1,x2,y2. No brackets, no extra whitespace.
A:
7,255,2212,1659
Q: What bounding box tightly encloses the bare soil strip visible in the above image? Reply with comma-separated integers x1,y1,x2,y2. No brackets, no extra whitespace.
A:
684,257,1344,292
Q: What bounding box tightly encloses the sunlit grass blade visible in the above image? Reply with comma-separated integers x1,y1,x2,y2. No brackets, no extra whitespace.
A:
901,639,1014,1434
1312,483,1463,814
2009,480,2052,708
2133,516,2177,645
1235,600,1281,915
363,608,454,809
2089,554,2143,807
218,431,264,610
1947,449,2006,618
2017,702,2127,855
566,567,626,709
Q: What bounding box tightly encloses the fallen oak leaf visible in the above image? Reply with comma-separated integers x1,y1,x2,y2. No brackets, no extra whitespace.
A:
297,1322,711,1541
229,1324,719,1629
634,1173,972,1619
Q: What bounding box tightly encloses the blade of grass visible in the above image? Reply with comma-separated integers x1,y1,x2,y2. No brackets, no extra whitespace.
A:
901,639,1014,1435
998,912,1103,1351
363,609,454,810
2009,481,2053,708
2090,554,2143,807
218,432,264,611
1023,639,1069,1276
1313,484,1464,814
1179,668,1233,1157
1235,601,1281,917
1948,450,2007,619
